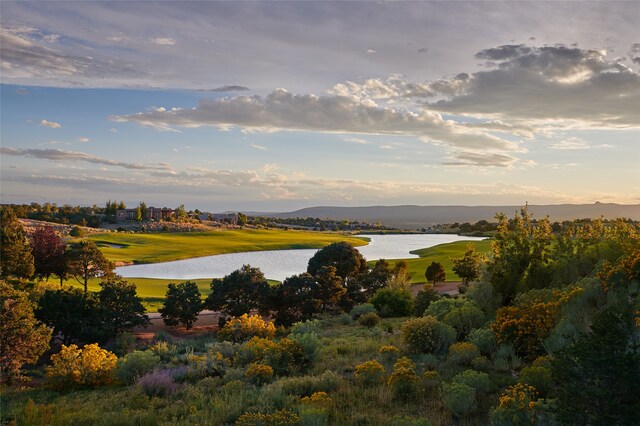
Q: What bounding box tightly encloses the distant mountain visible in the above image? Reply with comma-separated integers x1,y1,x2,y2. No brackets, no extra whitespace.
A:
253,203,640,229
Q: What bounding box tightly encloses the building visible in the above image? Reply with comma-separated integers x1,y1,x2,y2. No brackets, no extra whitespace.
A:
116,206,174,222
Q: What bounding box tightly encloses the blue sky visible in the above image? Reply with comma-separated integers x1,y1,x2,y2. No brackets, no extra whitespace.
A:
1,1,639,211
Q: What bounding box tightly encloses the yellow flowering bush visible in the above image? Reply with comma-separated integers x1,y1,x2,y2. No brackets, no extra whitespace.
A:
448,342,481,365
244,363,274,385
490,383,539,425
378,345,400,366
235,409,300,426
300,391,332,410
218,314,276,343
401,316,456,354
491,287,582,357
388,357,420,400
46,344,117,390
354,360,386,385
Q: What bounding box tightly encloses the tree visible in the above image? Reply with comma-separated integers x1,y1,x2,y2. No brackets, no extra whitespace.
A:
98,278,149,337
174,204,187,221
68,240,113,293
139,201,148,220
315,266,346,311
551,303,640,425
452,244,487,285
307,242,368,280
30,226,68,284
425,261,446,286
0,281,52,383
36,287,104,345
206,265,270,317
0,208,35,279
159,281,203,329
271,273,322,326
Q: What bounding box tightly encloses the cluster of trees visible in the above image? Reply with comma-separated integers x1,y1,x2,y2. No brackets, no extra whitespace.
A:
246,216,392,231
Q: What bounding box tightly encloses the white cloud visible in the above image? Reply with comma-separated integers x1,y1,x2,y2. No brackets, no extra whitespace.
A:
77,137,90,143
0,147,173,171
549,137,589,150
342,137,369,144
40,119,61,128
150,37,176,46
250,143,267,150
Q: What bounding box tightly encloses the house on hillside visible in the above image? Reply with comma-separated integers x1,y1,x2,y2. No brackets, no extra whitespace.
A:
116,206,174,222
212,213,238,225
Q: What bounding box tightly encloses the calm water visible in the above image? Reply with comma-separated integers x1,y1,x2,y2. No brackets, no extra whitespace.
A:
116,234,484,281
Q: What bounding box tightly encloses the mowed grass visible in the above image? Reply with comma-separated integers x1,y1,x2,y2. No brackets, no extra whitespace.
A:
381,239,493,284
89,229,368,264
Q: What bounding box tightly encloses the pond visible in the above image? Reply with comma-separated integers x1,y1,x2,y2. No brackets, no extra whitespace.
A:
116,233,484,281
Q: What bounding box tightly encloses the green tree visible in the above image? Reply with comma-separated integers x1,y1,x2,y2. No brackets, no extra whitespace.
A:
237,212,248,226
271,272,322,326
98,278,150,337
307,242,368,280
139,201,148,220
36,287,104,344
174,204,188,221
315,266,346,311
206,264,270,317
551,303,640,425
30,226,68,284
159,281,203,329
0,208,35,279
425,261,446,286
68,240,113,293
0,282,52,383
452,244,487,285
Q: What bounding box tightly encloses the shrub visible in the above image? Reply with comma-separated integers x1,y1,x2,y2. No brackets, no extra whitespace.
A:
358,312,381,327
401,316,456,354
46,344,117,390
422,370,441,392
388,357,420,401
300,391,332,410
490,383,538,426
452,369,491,394
379,345,400,368
413,285,441,316
272,370,341,396
493,357,510,372
424,298,467,320
518,365,553,397
466,328,497,355
236,409,300,426
470,356,491,371
245,363,274,385
354,360,386,385
266,338,304,375
448,342,481,365
442,382,477,418
390,417,434,426
289,319,321,336
218,314,276,343
115,350,160,384
370,287,414,317
289,332,320,366
240,337,278,365
350,303,377,319
148,340,178,362
136,369,179,397
442,303,486,338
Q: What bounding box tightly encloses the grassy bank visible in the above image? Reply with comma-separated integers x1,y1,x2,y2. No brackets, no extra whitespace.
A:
381,240,492,284
89,229,368,264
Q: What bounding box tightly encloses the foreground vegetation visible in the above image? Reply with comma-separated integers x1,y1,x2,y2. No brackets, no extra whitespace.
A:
2,206,639,425
89,230,368,264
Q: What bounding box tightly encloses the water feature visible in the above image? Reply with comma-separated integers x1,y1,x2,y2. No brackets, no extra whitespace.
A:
116,233,484,281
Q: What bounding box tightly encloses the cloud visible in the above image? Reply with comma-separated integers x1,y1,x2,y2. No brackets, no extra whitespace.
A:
250,143,267,150
367,49,376,54
442,151,518,167
40,119,61,128
417,47,428,53
342,137,369,144
112,88,520,159
549,137,589,150
150,37,176,46
77,137,90,143
204,85,250,92
0,147,173,171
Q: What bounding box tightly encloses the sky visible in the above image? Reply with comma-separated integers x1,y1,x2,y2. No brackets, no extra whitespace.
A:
1,1,639,212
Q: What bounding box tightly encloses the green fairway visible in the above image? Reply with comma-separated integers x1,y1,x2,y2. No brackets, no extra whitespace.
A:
380,239,492,284
89,229,368,264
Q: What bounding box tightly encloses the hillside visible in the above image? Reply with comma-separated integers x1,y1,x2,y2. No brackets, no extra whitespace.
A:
259,203,640,229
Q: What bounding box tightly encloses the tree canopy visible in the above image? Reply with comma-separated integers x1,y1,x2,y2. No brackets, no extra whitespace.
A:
159,281,203,329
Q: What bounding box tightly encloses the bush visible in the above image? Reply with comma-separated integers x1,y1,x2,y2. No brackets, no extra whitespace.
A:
115,350,160,384
370,287,414,317
148,340,178,362
490,384,538,426
136,369,179,397
448,342,481,365
358,312,381,327
470,356,491,371
466,328,497,355
379,345,400,368
354,360,386,385
424,298,467,320
442,382,477,418
289,320,321,336
413,285,441,316
422,370,441,392
452,369,491,394
46,344,117,390
401,316,456,354
266,338,304,375
300,391,333,410
442,303,486,338
388,357,420,401
350,303,377,319
518,365,553,397
236,409,300,426
272,370,341,397
245,363,274,385
289,332,320,366
218,314,276,343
